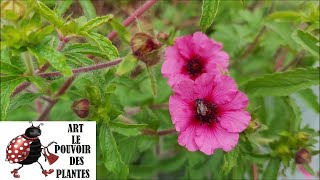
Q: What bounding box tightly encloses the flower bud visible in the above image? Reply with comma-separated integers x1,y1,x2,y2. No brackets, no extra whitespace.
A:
131,32,162,66
72,99,90,118
295,148,311,164
248,120,261,132
297,132,310,142
157,31,169,42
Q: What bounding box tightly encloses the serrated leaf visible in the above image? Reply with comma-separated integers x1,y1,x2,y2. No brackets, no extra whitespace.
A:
298,88,320,113
292,30,319,57
65,53,94,66
222,146,239,175
99,123,129,179
63,43,109,59
243,68,319,96
78,0,96,20
85,32,119,60
28,45,72,76
37,1,65,27
0,79,25,120
115,55,137,76
200,0,220,31
80,15,113,32
262,158,281,179
110,18,131,43
8,93,43,113
60,20,80,35
0,61,24,75
110,121,147,137
28,25,55,43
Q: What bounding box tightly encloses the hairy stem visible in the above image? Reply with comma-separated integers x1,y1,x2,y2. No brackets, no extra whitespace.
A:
253,164,258,180
38,59,122,78
12,38,68,97
38,76,75,121
107,0,158,40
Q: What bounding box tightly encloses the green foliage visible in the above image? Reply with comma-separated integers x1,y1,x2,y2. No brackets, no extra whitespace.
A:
262,158,281,179
243,68,319,96
200,0,220,31
292,30,319,58
79,15,113,32
78,0,97,20
1,0,319,179
28,45,72,76
37,1,65,27
99,123,129,179
298,88,320,113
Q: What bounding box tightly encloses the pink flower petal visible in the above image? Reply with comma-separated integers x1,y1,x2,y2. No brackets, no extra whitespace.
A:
211,75,238,105
218,110,251,133
171,78,197,100
220,91,249,111
175,35,194,59
169,96,194,132
195,123,239,155
178,122,199,151
161,47,185,78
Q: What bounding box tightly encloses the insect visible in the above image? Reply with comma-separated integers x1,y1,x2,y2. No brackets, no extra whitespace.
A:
6,122,57,178
195,98,218,125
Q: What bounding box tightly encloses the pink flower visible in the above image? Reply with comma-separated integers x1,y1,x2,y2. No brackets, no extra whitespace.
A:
161,32,229,86
169,73,251,155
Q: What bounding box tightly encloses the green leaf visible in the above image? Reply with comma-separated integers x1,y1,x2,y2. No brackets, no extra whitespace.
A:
99,123,129,179
110,121,147,137
302,164,315,176
285,97,302,132
222,146,239,175
84,32,119,60
200,0,220,32
110,18,131,43
78,0,97,20
267,11,303,22
146,66,157,96
56,0,74,15
243,68,320,96
292,30,319,57
298,88,320,113
80,15,113,32
0,79,25,120
262,158,281,179
8,93,43,113
115,55,137,76
28,25,55,43
37,1,65,27
28,45,72,76
63,43,109,59
0,61,24,75
65,53,94,66
1,76,25,83
59,20,80,35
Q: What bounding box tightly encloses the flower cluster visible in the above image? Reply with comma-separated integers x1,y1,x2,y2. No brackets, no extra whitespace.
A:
161,32,251,155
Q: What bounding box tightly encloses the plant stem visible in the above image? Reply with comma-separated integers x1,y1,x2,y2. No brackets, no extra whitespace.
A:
253,164,258,180
38,76,75,121
143,128,176,136
107,0,158,40
22,51,34,75
38,59,122,78
12,38,68,97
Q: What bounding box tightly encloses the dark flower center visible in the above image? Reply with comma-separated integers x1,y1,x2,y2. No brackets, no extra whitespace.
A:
185,57,203,77
195,98,218,126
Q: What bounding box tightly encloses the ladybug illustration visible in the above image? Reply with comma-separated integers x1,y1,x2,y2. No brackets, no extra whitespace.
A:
5,122,58,178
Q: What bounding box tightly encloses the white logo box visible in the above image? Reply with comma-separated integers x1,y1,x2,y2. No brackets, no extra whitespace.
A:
0,121,96,180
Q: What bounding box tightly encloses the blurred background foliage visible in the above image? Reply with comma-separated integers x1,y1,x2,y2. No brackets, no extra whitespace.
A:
1,0,319,179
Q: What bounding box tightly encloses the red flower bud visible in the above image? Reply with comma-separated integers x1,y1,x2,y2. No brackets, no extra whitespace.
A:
72,99,90,118
131,32,162,66
295,148,311,164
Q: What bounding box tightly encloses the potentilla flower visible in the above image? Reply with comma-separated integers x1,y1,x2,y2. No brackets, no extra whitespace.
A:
161,32,229,86
169,73,251,155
